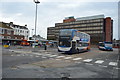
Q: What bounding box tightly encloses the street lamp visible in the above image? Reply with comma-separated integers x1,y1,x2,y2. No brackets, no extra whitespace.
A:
33,0,40,40
33,0,40,51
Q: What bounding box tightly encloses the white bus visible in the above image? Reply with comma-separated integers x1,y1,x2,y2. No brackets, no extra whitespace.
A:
58,29,90,53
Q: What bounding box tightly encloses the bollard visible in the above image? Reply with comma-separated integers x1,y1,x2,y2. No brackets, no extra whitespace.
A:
44,45,47,50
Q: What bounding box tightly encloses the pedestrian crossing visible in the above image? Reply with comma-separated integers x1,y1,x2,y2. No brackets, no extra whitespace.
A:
73,58,82,61
109,62,118,66
95,60,104,64
83,59,93,62
9,50,118,68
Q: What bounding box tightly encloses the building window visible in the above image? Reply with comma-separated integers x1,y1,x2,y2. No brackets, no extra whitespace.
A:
2,29,5,34
0,28,2,34
7,30,11,35
7,36,11,39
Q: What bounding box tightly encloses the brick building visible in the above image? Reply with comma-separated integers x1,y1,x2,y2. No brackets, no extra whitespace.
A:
47,15,113,45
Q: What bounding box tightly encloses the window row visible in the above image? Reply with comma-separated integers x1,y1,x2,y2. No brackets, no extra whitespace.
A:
86,31,103,34
56,19,104,26
0,28,13,35
76,27,103,30
14,29,29,33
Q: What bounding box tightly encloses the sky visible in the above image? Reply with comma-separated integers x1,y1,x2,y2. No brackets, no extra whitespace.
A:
0,0,119,39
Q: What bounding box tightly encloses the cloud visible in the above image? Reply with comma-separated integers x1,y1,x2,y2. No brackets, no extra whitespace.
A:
1,0,119,2
0,1,118,39
16,13,22,16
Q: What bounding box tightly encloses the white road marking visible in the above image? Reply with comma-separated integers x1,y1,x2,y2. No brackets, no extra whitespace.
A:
114,67,120,70
11,55,14,56
49,55,57,57
83,59,92,62
64,57,72,59
34,53,42,55
56,59,61,60
56,56,65,58
45,54,52,56
109,62,118,66
85,63,93,65
73,58,82,60
95,60,104,64
9,50,14,52
45,52,49,53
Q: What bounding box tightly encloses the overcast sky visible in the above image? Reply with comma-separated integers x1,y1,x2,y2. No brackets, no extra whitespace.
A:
0,0,119,39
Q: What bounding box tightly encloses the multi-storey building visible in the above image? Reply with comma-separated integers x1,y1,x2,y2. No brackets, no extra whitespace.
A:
9,22,29,40
0,22,29,45
47,15,113,45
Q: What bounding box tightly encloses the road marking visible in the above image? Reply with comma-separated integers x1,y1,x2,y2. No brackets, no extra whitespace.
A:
64,57,72,59
114,67,120,70
45,54,52,56
83,59,92,62
109,62,118,66
101,66,107,68
73,58,82,60
11,55,14,56
49,55,57,57
95,60,104,64
34,53,42,55
45,52,49,53
56,59,61,60
85,63,93,65
56,56,65,58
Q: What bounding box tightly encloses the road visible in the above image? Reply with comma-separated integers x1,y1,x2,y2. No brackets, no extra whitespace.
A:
1,46,120,79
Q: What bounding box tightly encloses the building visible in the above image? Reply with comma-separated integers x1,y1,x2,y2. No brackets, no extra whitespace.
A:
47,15,113,45
0,22,29,45
9,22,29,40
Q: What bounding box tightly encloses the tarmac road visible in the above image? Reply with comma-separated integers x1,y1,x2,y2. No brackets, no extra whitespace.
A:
1,46,119,79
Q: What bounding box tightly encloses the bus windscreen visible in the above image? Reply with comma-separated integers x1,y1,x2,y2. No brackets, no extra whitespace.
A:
60,30,72,36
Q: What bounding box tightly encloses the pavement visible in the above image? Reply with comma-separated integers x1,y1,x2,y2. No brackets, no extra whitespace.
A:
1,45,120,79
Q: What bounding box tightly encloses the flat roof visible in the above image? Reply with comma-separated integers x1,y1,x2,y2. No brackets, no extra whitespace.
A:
76,14,104,21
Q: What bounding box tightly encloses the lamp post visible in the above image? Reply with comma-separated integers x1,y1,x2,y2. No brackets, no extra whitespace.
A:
33,0,40,51
33,0,40,40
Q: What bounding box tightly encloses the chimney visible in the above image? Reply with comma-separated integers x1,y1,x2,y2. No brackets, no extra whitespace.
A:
25,24,27,27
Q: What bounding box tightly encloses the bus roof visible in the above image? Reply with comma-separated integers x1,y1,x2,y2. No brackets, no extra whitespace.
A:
60,29,77,31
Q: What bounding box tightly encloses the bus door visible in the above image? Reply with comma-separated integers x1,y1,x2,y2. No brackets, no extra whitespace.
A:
71,41,76,52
